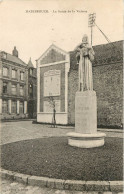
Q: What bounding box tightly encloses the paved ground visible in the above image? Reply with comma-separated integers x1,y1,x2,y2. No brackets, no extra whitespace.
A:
1,179,123,194
0,121,123,194
1,179,100,194
1,121,123,145
1,121,74,145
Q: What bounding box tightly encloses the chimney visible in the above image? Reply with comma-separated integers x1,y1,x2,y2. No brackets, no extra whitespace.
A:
12,46,18,57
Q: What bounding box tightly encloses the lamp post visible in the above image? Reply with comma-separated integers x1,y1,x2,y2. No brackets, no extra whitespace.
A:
88,13,96,45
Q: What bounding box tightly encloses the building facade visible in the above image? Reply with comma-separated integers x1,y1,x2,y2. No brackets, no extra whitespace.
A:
0,47,28,120
27,58,37,118
37,41,123,128
36,45,70,124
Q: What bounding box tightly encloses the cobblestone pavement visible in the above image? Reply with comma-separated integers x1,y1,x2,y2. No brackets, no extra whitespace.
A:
1,121,123,194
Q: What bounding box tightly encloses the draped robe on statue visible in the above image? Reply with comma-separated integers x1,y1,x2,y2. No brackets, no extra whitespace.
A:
76,40,95,91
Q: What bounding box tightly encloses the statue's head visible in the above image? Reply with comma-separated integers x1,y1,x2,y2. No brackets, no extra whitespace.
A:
82,34,89,45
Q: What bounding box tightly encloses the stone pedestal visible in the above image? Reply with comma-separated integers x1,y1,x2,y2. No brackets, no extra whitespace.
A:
67,91,106,148
75,91,97,134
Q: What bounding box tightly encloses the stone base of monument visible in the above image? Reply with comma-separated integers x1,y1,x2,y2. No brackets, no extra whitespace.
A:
67,132,106,148
67,90,106,148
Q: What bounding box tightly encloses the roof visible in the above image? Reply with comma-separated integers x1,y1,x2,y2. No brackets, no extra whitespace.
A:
36,44,68,62
0,51,27,66
69,40,123,70
28,58,34,68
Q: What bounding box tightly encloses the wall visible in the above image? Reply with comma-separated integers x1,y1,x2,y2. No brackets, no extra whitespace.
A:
37,44,70,124
68,62,123,128
93,62,123,128
68,70,78,124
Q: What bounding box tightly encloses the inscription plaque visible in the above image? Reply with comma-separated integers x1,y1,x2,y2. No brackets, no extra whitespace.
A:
75,91,97,134
44,70,60,97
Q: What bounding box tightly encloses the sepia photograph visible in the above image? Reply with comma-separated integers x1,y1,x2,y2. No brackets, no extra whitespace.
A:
0,0,123,193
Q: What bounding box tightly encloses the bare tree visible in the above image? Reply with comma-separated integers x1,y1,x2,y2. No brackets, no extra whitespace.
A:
48,95,57,128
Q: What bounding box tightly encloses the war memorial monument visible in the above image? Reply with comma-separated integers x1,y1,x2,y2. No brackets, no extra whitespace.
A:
67,35,106,148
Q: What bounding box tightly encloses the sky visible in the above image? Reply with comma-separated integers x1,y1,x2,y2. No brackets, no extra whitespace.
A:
0,0,123,67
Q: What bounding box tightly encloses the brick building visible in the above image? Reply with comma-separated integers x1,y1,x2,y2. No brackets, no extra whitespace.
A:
37,41,123,128
0,47,28,120
27,58,37,118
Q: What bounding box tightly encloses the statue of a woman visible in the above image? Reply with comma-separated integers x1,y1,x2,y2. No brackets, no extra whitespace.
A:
75,34,95,91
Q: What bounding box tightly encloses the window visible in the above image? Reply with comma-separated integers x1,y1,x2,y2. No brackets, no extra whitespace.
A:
11,100,17,114
30,69,33,75
20,72,24,81
3,67,8,77
19,102,24,114
2,100,8,113
29,84,33,98
12,84,17,95
3,82,7,94
20,85,24,96
12,69,17,79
